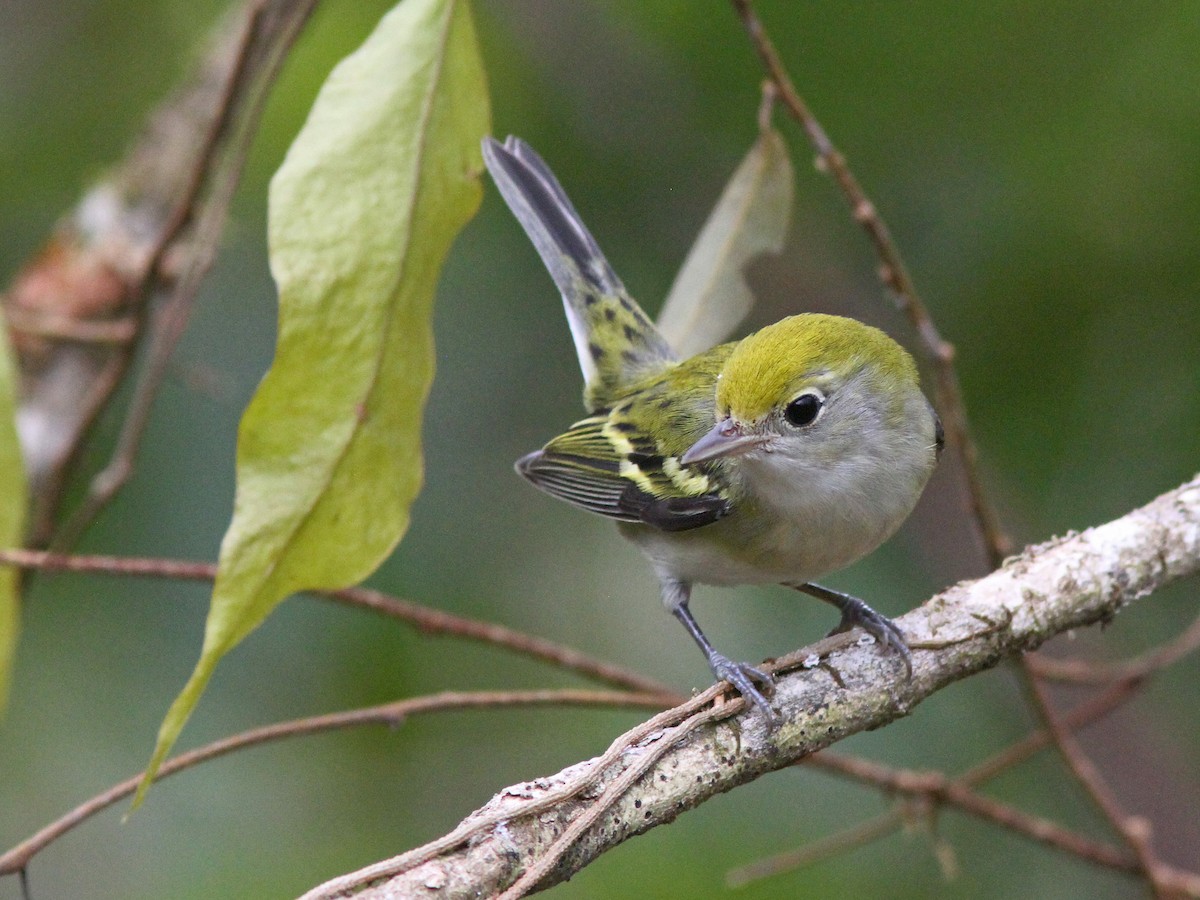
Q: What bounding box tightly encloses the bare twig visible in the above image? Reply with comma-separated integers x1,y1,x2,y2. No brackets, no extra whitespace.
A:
726,810,902,888
728,0,1010,567
1019,661,1174,897
731,668,1162,887
4,1,314,543
814,755,1138,870
0,689,670,878
52,0,320,547
1028,611,1200,685
725,9,1194,898
1019,608,1194,898
805,755,1199,897
325,584,675,695
0,548,674,695
959,673,1143,785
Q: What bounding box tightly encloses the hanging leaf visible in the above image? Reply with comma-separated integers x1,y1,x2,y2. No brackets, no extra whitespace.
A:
0,325,27,716
656,128,793,356
136,0,489,804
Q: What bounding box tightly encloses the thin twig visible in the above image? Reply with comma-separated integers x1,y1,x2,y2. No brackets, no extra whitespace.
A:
808,756,1200,897
959,672,1143,785
1019,661,1173,897
729,671,1191,890
0,548,218,581
728,0,1010,565
0,689,670,878
53,0,320,547
726,810,903,887
1015,643,1177,893
816,754,1137,869
0,548,676,695
1027,611,1200,685
325,584,676,695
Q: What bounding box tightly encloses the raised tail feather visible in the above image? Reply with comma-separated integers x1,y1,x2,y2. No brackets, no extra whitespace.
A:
482,136,678,411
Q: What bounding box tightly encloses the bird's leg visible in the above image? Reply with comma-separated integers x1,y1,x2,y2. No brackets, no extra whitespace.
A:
662,579,776,720
788,582,913,678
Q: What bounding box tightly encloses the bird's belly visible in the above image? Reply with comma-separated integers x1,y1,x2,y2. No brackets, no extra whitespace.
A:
622,506,893,588
620,463,926,588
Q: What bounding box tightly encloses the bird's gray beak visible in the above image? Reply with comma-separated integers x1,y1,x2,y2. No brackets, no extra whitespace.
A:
681,420,767,465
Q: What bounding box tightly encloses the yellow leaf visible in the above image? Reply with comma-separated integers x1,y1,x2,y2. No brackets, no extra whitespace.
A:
657,128,793,355
135,0,489,805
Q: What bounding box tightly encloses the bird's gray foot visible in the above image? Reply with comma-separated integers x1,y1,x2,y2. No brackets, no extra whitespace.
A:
669,589,779,722
706,651,776,721
790,582,914,678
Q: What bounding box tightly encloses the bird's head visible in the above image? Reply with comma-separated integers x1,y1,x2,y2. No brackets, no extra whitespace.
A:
681,313,927,469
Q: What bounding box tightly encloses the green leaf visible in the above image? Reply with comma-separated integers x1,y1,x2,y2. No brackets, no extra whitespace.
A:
0,326,27,716
135,0,489,805
656,128,793,357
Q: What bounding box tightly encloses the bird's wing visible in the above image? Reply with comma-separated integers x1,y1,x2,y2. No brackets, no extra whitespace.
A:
482,136,679,412
517,414,731,533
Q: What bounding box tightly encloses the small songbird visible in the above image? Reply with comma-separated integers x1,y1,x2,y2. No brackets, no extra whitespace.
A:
482,135,942,719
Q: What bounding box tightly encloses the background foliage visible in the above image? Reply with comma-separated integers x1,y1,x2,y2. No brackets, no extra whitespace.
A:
1,2,1197,897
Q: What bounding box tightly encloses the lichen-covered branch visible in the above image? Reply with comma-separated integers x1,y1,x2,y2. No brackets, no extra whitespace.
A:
304,473,1200,898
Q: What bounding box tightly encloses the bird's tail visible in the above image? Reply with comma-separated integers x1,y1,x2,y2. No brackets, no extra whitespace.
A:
482,136,677,410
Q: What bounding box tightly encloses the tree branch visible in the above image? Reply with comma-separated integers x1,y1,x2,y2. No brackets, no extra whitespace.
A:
0,548,672,695
728,0,1011,565
3,0,319,544
0,689,671,879
300,473,1200,898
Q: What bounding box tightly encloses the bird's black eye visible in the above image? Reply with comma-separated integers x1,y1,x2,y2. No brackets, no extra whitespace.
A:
784,393,823,427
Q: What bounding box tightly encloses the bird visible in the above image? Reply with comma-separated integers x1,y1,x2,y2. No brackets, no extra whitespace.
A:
482,135,942,719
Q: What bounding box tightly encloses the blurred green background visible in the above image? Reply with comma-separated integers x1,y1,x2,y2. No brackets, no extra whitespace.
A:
2,1,1199,897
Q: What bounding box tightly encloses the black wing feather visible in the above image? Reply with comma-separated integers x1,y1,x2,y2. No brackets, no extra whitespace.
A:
619,489,731,532
516,418,731,533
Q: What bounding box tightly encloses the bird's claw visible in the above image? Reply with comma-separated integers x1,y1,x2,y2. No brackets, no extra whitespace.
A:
707,652,777,722
827,597,913,678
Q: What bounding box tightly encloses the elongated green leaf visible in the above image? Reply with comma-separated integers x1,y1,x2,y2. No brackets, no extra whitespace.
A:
136,0,489,804
0,326,27,716
656,128,793,357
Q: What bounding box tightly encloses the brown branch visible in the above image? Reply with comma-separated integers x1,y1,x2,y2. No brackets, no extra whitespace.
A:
326,584,675,695
728,0,1010,566
732,667,1160,887
959,672,1143,785
0,548,674,695
295,475,1200,898
818,755,1137,869
0,548,218,581
1027,611,1200,685
53,0,320,548
3,0,320,545
0,689,670,878
1019,660,1174,897
803,755,1200,897
1018,606,1200,897
726,810,903,887
726,8,1193,898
